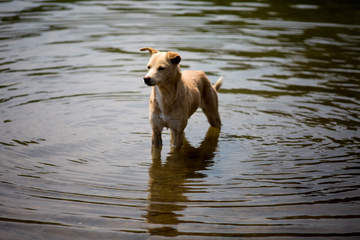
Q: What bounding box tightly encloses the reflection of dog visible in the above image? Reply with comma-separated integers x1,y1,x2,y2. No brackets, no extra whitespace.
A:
145,127,220,231
140,47,223,149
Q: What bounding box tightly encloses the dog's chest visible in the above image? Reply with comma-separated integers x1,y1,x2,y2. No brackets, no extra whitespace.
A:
155,87,165,113
154,87,171,122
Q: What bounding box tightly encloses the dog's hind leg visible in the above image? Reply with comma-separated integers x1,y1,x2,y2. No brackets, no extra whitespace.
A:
201,90,222,128
203,107,222,128
201,76,223,128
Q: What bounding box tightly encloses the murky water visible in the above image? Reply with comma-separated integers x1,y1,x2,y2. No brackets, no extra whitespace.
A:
1,0,360,239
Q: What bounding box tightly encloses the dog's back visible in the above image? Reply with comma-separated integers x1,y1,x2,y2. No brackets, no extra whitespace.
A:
182,70,223,93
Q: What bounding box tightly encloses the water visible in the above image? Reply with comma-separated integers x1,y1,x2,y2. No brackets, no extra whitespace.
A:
1,0,360,239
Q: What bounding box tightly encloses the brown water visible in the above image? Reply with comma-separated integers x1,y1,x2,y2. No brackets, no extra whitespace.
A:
1,0,360,239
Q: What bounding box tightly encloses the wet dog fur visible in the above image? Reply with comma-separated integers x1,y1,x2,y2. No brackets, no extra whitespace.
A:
140,47,223,149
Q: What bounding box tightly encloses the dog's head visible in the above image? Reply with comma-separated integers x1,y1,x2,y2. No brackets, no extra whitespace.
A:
140,47,181,86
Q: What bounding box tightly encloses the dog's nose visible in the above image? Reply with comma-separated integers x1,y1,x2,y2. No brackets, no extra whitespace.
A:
143,76,151,85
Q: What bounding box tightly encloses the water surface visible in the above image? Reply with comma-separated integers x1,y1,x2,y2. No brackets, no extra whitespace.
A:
1,0,360,239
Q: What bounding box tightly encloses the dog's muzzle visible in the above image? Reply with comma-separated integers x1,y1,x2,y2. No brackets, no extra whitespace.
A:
143,76,152,86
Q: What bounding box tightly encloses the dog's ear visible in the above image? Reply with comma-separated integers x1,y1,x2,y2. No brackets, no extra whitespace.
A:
140,47,159,56
168,52,181,65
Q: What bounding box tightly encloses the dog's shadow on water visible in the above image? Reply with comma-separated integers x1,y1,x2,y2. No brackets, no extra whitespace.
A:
144,126,220,236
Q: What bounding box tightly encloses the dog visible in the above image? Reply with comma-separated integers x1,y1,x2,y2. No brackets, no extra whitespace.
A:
140,47,223,149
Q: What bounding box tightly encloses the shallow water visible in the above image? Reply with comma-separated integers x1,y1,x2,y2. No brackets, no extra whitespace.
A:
1,0,360,239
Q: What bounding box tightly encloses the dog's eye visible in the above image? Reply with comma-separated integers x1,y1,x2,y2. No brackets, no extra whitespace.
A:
147,66,151,70
158,67,166,71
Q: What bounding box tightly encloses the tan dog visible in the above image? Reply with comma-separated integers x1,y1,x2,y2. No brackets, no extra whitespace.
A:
140,47,223,149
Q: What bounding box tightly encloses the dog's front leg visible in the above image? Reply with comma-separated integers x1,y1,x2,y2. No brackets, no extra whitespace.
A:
152,130,162,147
150,113,164,147
170,129,184,149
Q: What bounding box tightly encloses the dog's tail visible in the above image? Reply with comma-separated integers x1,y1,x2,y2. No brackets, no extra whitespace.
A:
214,76,223,92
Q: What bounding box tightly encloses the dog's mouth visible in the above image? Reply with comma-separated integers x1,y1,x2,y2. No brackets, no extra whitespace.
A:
144,81,155,86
